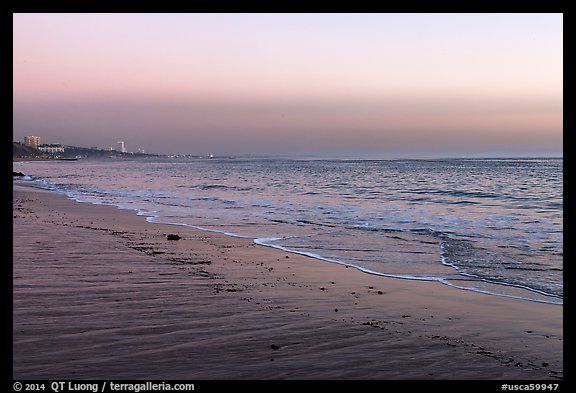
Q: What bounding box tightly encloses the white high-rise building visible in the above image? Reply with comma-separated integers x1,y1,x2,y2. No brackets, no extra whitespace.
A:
117,141,127,153
24,136,41,149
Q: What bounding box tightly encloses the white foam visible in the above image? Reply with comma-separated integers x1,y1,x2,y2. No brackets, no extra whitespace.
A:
22,161,562,306
255,237,563,305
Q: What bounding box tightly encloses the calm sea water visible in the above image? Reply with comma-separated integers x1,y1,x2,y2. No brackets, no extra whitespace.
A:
14,157,563,304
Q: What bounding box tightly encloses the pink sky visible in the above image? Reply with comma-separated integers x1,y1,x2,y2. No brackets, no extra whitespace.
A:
13,13,562,156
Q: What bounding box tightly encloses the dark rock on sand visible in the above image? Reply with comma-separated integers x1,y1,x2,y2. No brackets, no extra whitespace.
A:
167,234,181,240
13,171,25,177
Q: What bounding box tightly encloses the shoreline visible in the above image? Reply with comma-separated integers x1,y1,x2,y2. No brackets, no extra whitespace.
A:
13,183,563,379
254,237,562,306
19,176,561,306
17,177,562,305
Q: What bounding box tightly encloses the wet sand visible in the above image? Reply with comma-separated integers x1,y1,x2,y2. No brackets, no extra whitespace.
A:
13,184,562,379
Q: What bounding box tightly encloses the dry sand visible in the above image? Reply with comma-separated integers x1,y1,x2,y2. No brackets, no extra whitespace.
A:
13,184,563,380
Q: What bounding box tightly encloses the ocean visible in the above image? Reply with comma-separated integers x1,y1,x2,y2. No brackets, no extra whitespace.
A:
14,157,563,304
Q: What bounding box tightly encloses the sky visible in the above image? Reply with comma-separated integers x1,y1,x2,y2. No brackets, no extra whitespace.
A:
13,13,563,157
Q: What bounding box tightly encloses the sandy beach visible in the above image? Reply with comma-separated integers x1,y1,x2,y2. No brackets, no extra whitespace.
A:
13,183,562,380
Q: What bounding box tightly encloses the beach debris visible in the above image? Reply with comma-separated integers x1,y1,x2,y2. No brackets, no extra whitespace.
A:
270,344,280,350
166,234,181,240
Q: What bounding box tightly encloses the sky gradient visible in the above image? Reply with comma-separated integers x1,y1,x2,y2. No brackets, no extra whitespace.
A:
13,13,563,157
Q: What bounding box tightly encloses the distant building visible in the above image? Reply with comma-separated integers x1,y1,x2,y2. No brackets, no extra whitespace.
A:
24,136,41,149
117,141,127,153
38,143,65,154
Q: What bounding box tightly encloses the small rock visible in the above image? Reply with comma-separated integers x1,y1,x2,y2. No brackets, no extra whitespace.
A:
167,234,181,240
13,171,25,177
270,344,280,350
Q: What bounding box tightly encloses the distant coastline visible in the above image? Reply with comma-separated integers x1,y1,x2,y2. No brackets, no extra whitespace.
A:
12,142,161,161
14,142,563,162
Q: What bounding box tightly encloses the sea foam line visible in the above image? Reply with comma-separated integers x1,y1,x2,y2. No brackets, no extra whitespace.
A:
255,237,563,305
438,241,562,303
25,177,563,306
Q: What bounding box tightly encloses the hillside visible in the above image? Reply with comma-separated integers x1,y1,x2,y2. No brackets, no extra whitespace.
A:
13,143,46,159
13,143,161,160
